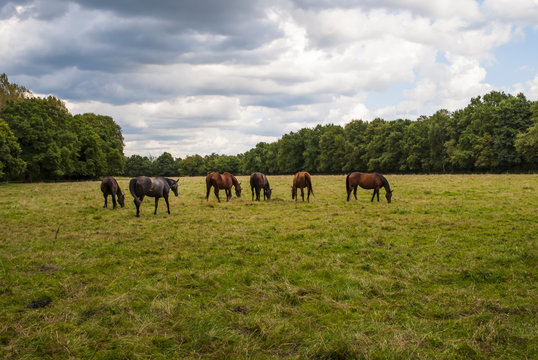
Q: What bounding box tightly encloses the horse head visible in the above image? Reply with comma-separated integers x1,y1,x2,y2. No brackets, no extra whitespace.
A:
117,191,125,208
235,182,242,197
264,186,272,200
385,190,392,203
171,179,179,197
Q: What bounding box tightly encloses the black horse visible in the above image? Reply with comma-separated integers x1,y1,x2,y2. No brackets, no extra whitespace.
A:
250,172,272,201
129,176,179,217
100,176,125,209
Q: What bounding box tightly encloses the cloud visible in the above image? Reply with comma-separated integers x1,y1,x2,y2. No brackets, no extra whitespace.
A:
2,0,537,157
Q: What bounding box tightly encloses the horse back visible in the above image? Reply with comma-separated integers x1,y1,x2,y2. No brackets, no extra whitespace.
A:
222,172,237,189
294,171,310,188
250,172,265,189
101,176,117,195
349,172,382,189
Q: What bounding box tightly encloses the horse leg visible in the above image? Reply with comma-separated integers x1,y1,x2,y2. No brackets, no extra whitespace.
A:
251,186,254,201
112,192,117,209
256,187,261,201
307,187,311,202
134,199,140,217
164,195,170,214
371,190,376,202
206,183,211,201
154,197,159,215
377,189,380,202
346,188,351,201
353,187,358,200
103,194,108,208
301,188,305,202
214,188,220,202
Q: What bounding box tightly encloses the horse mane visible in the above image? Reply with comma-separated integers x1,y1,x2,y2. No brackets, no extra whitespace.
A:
230,174,239,187
378,174,391,192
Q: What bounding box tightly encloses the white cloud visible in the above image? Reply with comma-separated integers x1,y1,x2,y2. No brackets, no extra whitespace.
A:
3,1,537,157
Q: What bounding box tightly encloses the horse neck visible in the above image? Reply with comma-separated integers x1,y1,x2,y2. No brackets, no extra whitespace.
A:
231,175,239,188
379,175,391,192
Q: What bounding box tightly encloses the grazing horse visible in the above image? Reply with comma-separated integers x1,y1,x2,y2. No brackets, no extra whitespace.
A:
291,171,314,202
250,172,272,201
100,176,125,209
205,172,241,202
346,172,392,203
129,176,179,217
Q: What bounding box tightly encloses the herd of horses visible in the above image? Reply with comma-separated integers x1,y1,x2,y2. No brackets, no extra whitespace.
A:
101,172,392,217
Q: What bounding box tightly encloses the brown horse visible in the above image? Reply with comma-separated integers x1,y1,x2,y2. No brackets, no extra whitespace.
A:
250,172,272,201
291,171,314,202
346,172,392,203
205,172,241,202
129,176,179,217
100,176,125,209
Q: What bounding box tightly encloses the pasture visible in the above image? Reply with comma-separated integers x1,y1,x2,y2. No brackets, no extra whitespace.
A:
0,174,536,359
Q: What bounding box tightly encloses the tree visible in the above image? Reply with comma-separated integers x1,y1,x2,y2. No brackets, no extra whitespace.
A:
153,152,179,176
344,120,368,171
277,131,304,174
318,124,347,173
515,102,538,167
125,155,152,177
0,119,26,180
0,73,32,109
73,113,125,175
177,155,206,176
0,96,76,180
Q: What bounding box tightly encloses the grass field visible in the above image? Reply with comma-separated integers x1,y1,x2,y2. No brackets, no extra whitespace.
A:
0,174,537,359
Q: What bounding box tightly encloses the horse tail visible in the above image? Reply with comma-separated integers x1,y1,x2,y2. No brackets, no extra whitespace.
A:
346,173,350,192
306,173,314,196
129,178,141,204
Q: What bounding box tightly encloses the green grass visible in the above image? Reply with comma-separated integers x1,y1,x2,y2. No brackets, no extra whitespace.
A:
0,174,537,359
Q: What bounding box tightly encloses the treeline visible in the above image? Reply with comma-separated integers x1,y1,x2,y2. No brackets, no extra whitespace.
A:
126,91,538,175
0,74,124,181
1,73,537,181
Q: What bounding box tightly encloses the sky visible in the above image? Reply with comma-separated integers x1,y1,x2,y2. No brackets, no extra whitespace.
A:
1,0,538,158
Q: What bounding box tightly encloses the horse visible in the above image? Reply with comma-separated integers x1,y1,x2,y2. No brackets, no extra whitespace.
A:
129,176,179,217
100,176,125,209
291,171,314,202
250,172,272,201
346,172,392,203
205,172,241,202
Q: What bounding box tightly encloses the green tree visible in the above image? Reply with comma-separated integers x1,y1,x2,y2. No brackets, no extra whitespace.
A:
0,73,32,109
177,155,206,176
0,119,26,180
515,102,538,167
73,113,125,175
125,155,152,177
1,96,76,180
153,152,179,176
277,131,304,174
344,120,368,171
318,124,347,173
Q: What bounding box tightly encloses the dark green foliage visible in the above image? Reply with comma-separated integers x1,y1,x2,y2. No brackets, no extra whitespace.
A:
0,119,26,180
2,72,537,180
0,73,31,109
0,97,125,180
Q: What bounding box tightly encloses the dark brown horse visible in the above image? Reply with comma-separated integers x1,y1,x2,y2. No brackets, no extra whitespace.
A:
205,172,241,202
291,171,314,202
129,176,179,217
100,176,125,209
250,172,272,201
346,172,392,203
